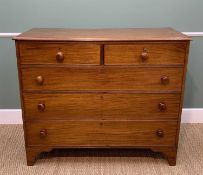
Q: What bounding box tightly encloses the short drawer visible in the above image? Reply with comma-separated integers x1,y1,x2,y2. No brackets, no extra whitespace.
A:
105,43,187,65
26,120,177,146
21,67,183,91
19,42,100,64
23,93,181,120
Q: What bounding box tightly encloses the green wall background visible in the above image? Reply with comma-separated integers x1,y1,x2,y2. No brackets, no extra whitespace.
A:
0,0,203,108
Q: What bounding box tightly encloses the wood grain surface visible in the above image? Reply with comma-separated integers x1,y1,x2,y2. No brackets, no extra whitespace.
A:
23,93,181,120
19,42,100,64
26,120,178,146
13,28,191,41
105,43,186,65
21,67,184,91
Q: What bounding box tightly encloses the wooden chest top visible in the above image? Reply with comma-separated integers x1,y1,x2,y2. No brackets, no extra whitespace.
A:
13,28,191,41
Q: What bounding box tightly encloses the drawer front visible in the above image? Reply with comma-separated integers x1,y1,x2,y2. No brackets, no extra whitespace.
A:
21,67,183,91
26,120,177,146
24,93,181,120
19,42,100,64
105,43,186,65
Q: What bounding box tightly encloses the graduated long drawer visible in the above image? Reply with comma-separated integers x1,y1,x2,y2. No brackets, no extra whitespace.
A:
21,67,184,91
23,93,181,120
26,120,178,146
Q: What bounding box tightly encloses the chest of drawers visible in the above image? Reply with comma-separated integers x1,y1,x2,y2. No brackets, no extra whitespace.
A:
13,28,191,166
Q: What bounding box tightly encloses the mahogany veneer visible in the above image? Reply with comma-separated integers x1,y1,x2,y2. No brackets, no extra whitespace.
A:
13,28,191,166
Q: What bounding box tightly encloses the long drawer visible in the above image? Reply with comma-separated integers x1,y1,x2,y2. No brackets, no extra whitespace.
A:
23,93,181,120
26,120,177,146
105,43,186,65
19,42,101,65
21,67,183,91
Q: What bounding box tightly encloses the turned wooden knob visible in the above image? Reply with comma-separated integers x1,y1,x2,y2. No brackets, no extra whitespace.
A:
140,48,148,62
159,102,167,111
38,103,45,112
40,129,47,138
35,76,44,85
56,51,64,63
156,129,164,137
161,76,169,85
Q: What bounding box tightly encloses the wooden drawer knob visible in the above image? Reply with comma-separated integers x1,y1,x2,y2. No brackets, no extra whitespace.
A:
56,51,64,63
38,103,45,112
140,48,148,62
161,76,169,85
40,129,47,138
159,102,167,111
156,129,164,137
35,76,44,85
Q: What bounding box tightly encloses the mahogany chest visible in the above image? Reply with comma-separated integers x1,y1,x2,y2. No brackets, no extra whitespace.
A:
13,28,191,166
